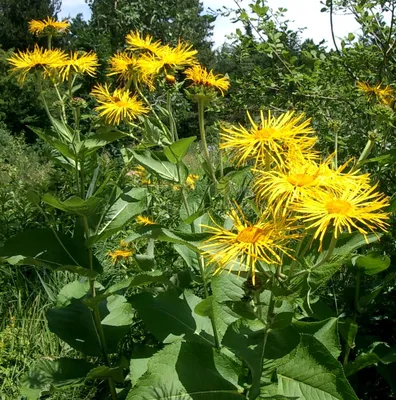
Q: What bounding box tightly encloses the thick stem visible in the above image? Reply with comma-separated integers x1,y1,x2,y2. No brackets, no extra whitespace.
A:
314,234,338,269
166,91,178,142
351,135,375,172
198,99,217,184
48,35,52,50
181,186,220,349
334,128,339,169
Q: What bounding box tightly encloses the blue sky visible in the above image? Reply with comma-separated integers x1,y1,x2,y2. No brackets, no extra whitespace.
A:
59,0,360,48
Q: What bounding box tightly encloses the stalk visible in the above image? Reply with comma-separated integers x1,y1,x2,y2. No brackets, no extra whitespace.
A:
198,99,217,184
180,186,221,349
351,134,376,172
166,91,178,142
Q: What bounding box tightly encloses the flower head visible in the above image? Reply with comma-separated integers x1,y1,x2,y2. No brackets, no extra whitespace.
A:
108,249,133,264
29,17,69,36
185,65,230,95
91,83,148,125
108,52,139,83
136,215,155,225
201,205,297,285
8,45,68,83
291,184,389,248
59,51,99,81
125,31,162,53
357,81,394,105
186,174,199,190
220,110,316,167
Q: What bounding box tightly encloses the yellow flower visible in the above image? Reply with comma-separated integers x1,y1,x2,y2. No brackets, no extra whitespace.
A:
220,110,316,167
108,249,133,264
8,45,68,83
108,52,139,83
125,31,162,53
201,205,297,285
185,65,230,95
29,17,70,36
137,41,197,84
59,51,99,81
136,215,155,225
186,174,199,190
91,83,148,125
291,184,389,248
254,153,370,216
357,81,394,105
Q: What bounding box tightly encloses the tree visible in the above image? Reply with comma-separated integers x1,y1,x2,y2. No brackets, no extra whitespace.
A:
0,0,61,50
86,0,215,62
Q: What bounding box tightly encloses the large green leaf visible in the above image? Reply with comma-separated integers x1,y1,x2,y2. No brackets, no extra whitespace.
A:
263,334,358,399
127,341,245,399
80,129,127,156
293,318,341,359
20,358,95,399
88,187,147,245
42,193,102,217
47,294,133,356
130,290,214,346
0,228,102,277
164,136,196,163
132,149,187,182
353,251,391,275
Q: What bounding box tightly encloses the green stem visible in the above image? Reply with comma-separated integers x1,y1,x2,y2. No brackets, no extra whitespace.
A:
351,135,375,172
166,91,178,142
314,234,338,269
265,149,271,171
181,186,220,349
53,82,67,122
334,128,339,169
48,35,52,50
198,99,217,184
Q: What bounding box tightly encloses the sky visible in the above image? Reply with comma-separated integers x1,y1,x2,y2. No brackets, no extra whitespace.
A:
59,0,360,49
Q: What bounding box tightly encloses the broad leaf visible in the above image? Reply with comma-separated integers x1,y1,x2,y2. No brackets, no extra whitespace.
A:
353,251,391,275
262,335,358,399
130,290,214,345
0,228,102,277
127,341,245,399
42,194,102,217
164,136,196,163
20,358,95,399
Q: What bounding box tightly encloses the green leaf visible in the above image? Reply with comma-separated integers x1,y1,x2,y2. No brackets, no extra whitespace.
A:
105,271,169,295
42,194,102,217
130,345,158,387
174,243,200,271
20,358,95,399
344,353,380,377
0,228,102,277
264,335,358,399
164,136,196,163
195,296,213,317
127,341,245,399
339,318,358,351
86,365,124,383
89,187,147,245
130,290,214,345
47,294,132,356
293,318,341,359
354,251,391,275
81,129,127,156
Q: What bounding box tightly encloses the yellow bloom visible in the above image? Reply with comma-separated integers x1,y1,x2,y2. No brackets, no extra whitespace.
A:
136,215,155,225
220,110,316,167
108,52,139,82
125,31,162,53
186,174,199,190
59,51,99,81
357,81,394,105
108,249,133,264
91,83,148,125
8,45,68,83
29,17,70,36
254,154,370,216
185,65,230,95
291,184,389,248
201,205,297,285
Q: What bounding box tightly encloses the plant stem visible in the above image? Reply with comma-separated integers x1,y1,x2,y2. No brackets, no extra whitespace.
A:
351,134,375,172
166,91,178,142
198,99,217,184
48,35,52,50
180,186,221,349
334,128,339,169
314,234,338,269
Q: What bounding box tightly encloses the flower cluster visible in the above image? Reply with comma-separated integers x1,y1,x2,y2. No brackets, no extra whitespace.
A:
202,110,389,284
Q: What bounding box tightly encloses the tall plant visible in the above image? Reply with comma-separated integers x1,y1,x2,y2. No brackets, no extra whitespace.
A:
1,14,393,400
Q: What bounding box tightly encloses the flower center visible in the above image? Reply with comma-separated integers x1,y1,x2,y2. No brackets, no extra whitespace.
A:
325,199,353,215
254,127,276,140
287,173,316,187
116,101,129,107
237,226,265,243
